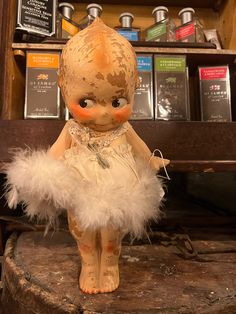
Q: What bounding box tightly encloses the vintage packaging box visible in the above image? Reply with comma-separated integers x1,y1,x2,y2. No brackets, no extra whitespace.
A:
199,66,232,121
24,51,61,119
131,54,154,120
154,55,190,120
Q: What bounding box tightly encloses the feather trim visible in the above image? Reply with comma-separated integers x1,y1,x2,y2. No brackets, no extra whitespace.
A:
70,159,164,238
4,149,164,237
4,149,78,225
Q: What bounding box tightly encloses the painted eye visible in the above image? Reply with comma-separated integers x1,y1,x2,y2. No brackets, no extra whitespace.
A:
112,98,128,108
79,98,95,108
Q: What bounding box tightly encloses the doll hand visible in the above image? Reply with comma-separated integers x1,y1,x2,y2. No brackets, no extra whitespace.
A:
149,156,170,172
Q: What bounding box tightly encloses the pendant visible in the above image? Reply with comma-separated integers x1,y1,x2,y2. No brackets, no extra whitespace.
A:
87,143,110,169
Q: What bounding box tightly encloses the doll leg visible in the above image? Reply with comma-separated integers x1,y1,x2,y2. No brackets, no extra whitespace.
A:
99,226,124,293
68,213,100,294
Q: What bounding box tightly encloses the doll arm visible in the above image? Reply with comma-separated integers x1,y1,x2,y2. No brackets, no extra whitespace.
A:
48,122,72,159
126,123,170,171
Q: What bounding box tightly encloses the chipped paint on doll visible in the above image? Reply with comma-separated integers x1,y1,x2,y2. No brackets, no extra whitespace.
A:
5,18,169,294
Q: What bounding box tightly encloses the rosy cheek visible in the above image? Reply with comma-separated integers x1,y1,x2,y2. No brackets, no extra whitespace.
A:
115,106,132,123
69,103,95,121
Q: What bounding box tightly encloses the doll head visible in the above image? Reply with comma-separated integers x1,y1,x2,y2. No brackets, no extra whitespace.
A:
59,18,138,132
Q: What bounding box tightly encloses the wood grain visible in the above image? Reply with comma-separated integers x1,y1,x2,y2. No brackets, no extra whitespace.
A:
2,231,236,313
218,0,236,49
0,0,19,119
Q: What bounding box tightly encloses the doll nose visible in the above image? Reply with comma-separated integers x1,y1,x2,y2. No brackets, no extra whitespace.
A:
99,105,110,117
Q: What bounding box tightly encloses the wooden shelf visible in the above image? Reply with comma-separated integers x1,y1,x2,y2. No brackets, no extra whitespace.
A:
12,43,236,66
168,160,236,172
60,0,225,10
0,120,236,172
12,43,64,51
12,43,235,55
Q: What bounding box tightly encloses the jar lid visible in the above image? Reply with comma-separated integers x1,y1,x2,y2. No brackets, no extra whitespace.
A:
119,12,134,19
87,3,103,11
152,6,168,16
59,2,75,11
178,7,195,16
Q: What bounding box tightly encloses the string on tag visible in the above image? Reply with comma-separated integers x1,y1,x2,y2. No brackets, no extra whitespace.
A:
149,149,171,181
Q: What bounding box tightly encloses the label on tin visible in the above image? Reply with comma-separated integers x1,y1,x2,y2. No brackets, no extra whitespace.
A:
146,21,167,42
117,30,139,41
199,67,228,80
176,22,195,42
62,19,79,38
137,56,152,72
155,56,186,72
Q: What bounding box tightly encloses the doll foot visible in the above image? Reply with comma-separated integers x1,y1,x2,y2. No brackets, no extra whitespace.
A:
99,250,120,294
99,264,119,293
79,265,99,294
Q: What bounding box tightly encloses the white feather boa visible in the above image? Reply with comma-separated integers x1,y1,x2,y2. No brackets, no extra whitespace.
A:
4,149,77,225
4,149,164,237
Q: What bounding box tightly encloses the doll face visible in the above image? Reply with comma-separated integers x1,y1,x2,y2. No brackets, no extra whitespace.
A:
66,79,134,132
59,18,138,131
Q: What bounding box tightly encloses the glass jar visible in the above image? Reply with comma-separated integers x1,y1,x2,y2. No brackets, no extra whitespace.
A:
115,12,140,41
78,3,103,29
57,2,80,39
145,6,175,42
176,8,205,43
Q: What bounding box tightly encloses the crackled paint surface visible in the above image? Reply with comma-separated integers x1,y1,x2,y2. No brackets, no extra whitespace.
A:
59,18,138,107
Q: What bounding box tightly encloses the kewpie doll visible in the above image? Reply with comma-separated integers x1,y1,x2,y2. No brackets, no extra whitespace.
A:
5,18,169,294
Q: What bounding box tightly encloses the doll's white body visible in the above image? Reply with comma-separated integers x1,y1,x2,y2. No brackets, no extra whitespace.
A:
59,119,163,236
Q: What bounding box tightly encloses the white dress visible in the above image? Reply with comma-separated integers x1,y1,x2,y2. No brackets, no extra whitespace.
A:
63,119,163,237
4,118,163,237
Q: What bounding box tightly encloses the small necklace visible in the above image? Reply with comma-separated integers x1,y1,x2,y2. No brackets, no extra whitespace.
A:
70,119,127,149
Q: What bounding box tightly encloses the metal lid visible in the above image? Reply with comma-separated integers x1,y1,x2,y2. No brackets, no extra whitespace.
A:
59,2,75,11
178,7,195,16
152,6,168,16
119,12,134,19
87,3,103,11
119,12,134,27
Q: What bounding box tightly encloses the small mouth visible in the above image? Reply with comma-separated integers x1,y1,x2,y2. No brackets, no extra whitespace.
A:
90,123,119,132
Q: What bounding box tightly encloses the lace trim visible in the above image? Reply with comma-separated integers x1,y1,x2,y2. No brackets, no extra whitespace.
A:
67,119,130,150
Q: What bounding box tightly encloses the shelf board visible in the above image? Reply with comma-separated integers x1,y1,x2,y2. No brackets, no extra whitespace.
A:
12,43,236,65
60,0,225,10
2,160,236,173
12,43,64,51
12,43,235,55
169,160,236,172
0,120,236,172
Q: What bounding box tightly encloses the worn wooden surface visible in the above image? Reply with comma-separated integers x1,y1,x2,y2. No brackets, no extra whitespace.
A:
2,231,236,314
